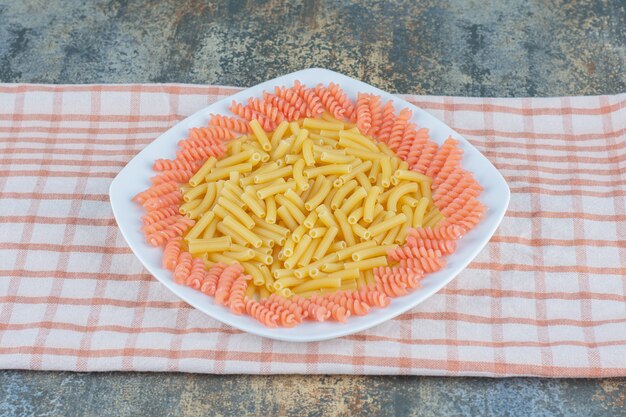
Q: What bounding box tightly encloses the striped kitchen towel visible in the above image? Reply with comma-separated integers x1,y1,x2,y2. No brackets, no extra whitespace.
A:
0,84,624,377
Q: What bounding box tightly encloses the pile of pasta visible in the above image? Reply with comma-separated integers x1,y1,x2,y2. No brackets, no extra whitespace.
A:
133,81,485,327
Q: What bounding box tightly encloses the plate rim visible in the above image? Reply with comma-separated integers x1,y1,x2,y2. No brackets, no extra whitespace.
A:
109,67,510,342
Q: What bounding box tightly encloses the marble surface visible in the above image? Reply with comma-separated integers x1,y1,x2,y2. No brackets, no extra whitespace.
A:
0,0,624,415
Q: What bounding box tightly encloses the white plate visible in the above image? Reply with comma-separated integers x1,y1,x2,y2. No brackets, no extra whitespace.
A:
109,68,510,342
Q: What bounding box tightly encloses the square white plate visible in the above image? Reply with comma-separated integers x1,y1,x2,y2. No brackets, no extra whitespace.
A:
109,68,510,342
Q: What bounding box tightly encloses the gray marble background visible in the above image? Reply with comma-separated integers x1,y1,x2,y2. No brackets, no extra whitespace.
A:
1,0,625,415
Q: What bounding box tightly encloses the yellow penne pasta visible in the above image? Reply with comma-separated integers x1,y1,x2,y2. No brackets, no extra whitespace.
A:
249,119,272,151
292,276,341,293
256,180,296,199
270,121,290,148
304,177,333,211
216,149,256,168
265,195,277,224
351,244,396,261
303,164,352,179
223,216,263,248
187,236,232,254
340,187,367,214
333,208,356,246
386,182,419,211
367,213,407,237
302,139,315,166
380,157,392,187
217,197,255,229
344,256,388,271
189,157,217,187
302,118,343,131
184,211,215,240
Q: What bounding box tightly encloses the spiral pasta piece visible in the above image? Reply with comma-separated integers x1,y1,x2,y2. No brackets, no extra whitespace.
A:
273,86,309,116
291,295,330,322
146,216,194,246
376,101,396,143
310,294,350,322
296,86,324,117
387,108,411,152
189,126,234,141
412,141,438,174
262,294,307,322
367,95,383,137
153,159,202,172
425,137,458,179
433,170,465,204
163,237,182,270
433,147,463,188
215,264,244,305
133,182,178,204
200,263,227,296
314,84,346,119
261,302,299,327
405,128,430,167
405,236,457,255
395,123,417,161
179,135,221,151
327,82,356,121
151,170,194,185
143,214,184,234
228,274,251,315
176,144,226,162
186,257,207,289
244,297,279,327
208,114,251,133
399,256,445,274
356,93,372,134
438,175,483,212
229,101,277,131
325,292,371,316
247,98,285,123
373,271,409,297
262,92,303,121
351,287,390,308
408,225,464,241
173,251,193,284
142,205,179,226
142,190,182,211
387,245,442,262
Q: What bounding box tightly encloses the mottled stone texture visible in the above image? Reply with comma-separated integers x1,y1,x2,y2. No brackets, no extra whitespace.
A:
1,0,625,415
0,372,625,417
0,0,624,95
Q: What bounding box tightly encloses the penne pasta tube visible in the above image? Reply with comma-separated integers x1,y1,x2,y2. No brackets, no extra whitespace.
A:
223,216,263,248
303,164,352,179
189,157,217,187
292,276,341,293
292,158,309,190
332,208,356,246
270,121,290,148
386,182,419,211
187,236,232,254
367,213,407,237
215,149,255,168
265,195,277,224
344,256,388,271
249,119,272,151
256,180,297,199
351,244,397,261
330,179,358,210
363,185,382,223
303,118,343,131
184,210,215,240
